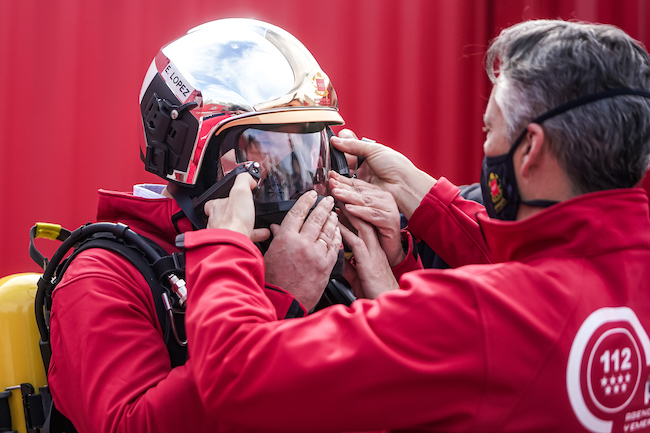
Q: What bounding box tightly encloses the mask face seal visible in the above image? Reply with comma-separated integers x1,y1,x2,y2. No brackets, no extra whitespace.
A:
218,122,331,228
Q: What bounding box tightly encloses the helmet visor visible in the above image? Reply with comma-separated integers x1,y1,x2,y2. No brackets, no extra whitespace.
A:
218,123,331,203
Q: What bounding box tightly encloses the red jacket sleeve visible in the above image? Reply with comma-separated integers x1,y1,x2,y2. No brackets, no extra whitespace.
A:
183,229,486,433
407,177,492,267
391,229,424,281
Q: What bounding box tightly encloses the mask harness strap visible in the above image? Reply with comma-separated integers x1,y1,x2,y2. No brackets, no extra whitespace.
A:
513,87,650,210
167,183,208,230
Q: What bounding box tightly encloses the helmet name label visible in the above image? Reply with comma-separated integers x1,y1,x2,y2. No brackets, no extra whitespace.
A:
162,62,195,104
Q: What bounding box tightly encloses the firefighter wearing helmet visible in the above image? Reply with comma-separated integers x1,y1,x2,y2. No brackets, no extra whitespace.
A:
36,19,346,433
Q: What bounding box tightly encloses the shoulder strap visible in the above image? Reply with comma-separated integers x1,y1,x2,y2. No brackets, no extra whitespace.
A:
32,224,188,433
42,396,76,433
70,235,188,368
33,223,188,370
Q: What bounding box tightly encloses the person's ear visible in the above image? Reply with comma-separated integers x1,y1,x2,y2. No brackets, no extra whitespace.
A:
519,123,546,179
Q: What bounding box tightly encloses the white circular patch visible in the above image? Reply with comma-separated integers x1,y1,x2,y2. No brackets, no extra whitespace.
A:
586,328,641,413
567,307,650,433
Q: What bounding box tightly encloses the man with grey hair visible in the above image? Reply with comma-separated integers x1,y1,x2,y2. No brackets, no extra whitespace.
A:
176,20,650,432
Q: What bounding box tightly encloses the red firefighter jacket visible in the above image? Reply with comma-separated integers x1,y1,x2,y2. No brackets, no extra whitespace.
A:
48,189,306,433
182,178,650,433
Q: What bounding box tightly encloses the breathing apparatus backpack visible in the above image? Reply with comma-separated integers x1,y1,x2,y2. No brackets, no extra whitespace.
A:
0,222,188,433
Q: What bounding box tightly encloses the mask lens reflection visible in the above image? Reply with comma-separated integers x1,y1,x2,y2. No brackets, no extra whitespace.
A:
220,124,330,203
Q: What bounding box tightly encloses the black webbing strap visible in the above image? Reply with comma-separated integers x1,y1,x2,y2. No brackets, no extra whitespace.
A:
152,253,185,281
166,183,206,229
0,390,11,431
21,383,46,432
0,384,54,433
42,395,76,433
69,236,188,368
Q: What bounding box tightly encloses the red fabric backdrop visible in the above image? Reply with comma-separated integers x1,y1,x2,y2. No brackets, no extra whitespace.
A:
1,0,648,274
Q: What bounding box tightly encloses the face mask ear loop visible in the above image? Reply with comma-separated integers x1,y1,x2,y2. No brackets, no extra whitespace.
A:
520,199,559,209
508,126,529,156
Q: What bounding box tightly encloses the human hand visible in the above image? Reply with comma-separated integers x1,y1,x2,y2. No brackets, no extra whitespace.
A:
205,173,271,243
338,207,399,299
329,172,405,267
264,191,342,311
331,130,437,219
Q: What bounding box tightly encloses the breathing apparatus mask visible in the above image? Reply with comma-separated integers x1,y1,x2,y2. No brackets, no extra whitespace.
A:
218,122,332,228
138,18,349,231
480,88,650,220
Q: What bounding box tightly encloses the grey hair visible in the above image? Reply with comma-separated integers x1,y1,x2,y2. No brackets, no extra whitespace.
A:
486,20,650,194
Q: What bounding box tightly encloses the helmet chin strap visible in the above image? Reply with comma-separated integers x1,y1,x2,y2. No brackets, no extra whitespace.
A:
167,183,208,230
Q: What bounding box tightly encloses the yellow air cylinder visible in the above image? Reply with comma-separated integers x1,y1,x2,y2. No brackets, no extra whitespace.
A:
0,273,47,433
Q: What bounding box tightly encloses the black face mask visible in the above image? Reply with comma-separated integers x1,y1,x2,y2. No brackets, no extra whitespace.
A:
480,87,650,220
480,129,557,220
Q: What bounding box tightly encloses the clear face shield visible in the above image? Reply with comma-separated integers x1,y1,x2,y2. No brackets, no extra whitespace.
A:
217,122,331,224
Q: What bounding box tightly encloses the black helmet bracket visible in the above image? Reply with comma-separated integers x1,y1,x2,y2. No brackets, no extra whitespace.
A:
141,73,199,178
327,126,350,178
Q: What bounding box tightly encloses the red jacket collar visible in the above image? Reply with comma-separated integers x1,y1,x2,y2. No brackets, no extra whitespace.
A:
479,188,650,263
97,188,194,254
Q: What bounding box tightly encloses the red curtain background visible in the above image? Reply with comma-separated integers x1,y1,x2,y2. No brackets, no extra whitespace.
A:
1,0,648,275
